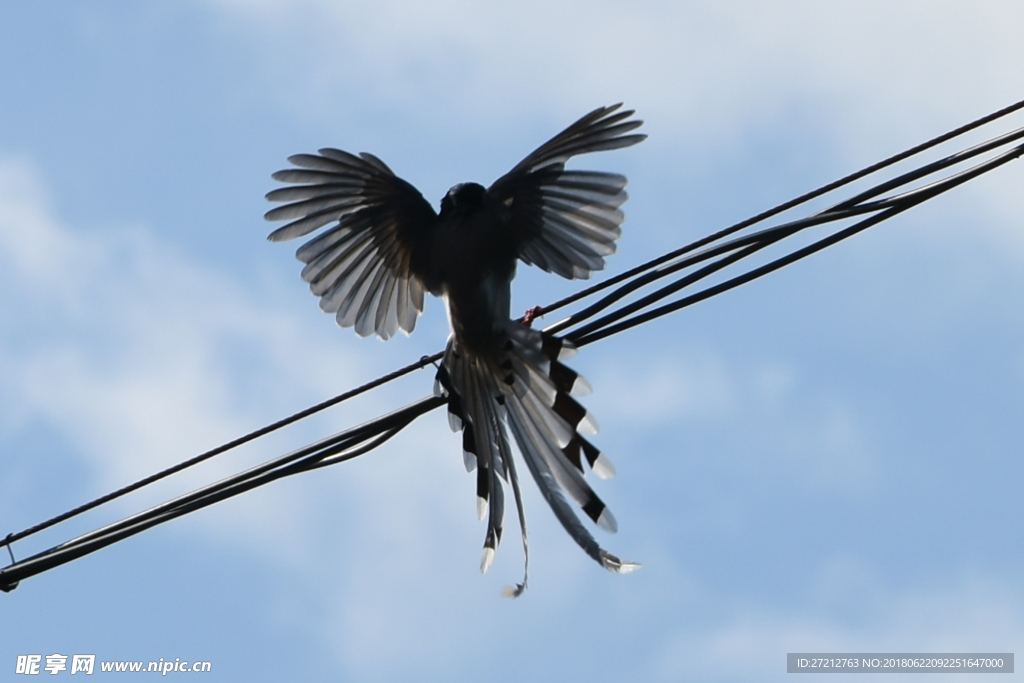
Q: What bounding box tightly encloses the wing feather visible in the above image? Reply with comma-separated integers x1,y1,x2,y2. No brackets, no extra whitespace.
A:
265,148,437,339
488,104,644,281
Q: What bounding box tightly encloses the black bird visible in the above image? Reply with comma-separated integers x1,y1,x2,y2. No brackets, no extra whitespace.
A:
265,104,645,594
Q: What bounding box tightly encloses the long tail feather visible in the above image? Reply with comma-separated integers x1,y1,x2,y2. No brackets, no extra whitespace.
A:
434,324,638,591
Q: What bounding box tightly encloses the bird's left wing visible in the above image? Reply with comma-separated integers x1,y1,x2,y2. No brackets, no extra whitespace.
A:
488,104,646,280
265,149,438,340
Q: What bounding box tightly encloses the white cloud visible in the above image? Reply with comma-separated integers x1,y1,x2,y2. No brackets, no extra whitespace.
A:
205,0,1024,140
654,574,1024,682
593,347,738,425
200,0,1024,284
0,155,400,562
591,345,875,490
774,399,878,490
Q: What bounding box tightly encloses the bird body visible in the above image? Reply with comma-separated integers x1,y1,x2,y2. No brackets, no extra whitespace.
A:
431,182,518,353
266,105,645,593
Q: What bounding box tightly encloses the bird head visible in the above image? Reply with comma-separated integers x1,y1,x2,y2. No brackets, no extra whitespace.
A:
440,182,487,218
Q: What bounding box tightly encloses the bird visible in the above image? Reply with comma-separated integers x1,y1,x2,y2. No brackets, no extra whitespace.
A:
264,104,645,595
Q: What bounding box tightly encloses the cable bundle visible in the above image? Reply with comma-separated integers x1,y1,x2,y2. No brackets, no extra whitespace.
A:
3,98,1023,592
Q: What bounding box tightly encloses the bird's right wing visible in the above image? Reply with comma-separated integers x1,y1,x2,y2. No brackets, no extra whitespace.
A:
265,149,438,340
488,104,646,280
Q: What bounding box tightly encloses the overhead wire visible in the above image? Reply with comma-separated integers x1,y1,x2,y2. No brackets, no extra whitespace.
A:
3,98,1023,592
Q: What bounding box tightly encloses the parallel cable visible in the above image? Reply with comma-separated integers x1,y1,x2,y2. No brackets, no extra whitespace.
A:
1,397,443,591
534,97,1024,321
3,98,1022,592
567,134,1024,346
0,350,443,550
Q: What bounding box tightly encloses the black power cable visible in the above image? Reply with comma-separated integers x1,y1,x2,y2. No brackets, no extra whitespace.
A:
3,99,1023,592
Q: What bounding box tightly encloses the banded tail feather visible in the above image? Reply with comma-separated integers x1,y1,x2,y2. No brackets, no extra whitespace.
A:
433,323,639,594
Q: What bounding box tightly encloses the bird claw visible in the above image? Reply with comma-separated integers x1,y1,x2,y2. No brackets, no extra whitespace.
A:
522,306,543,327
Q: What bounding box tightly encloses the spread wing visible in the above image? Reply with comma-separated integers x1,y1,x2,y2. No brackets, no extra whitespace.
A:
488,104,646,280
265,149,438,340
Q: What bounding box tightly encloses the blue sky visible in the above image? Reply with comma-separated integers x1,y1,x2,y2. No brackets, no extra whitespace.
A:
2,2,1023,681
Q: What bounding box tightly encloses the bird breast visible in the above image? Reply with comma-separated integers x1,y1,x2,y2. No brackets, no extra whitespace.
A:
433,202,518,353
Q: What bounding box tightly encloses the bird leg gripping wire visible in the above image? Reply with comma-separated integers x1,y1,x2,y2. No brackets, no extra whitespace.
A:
3,98,1023,592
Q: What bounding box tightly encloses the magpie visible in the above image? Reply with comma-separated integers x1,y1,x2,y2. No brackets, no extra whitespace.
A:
265,104,645,594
